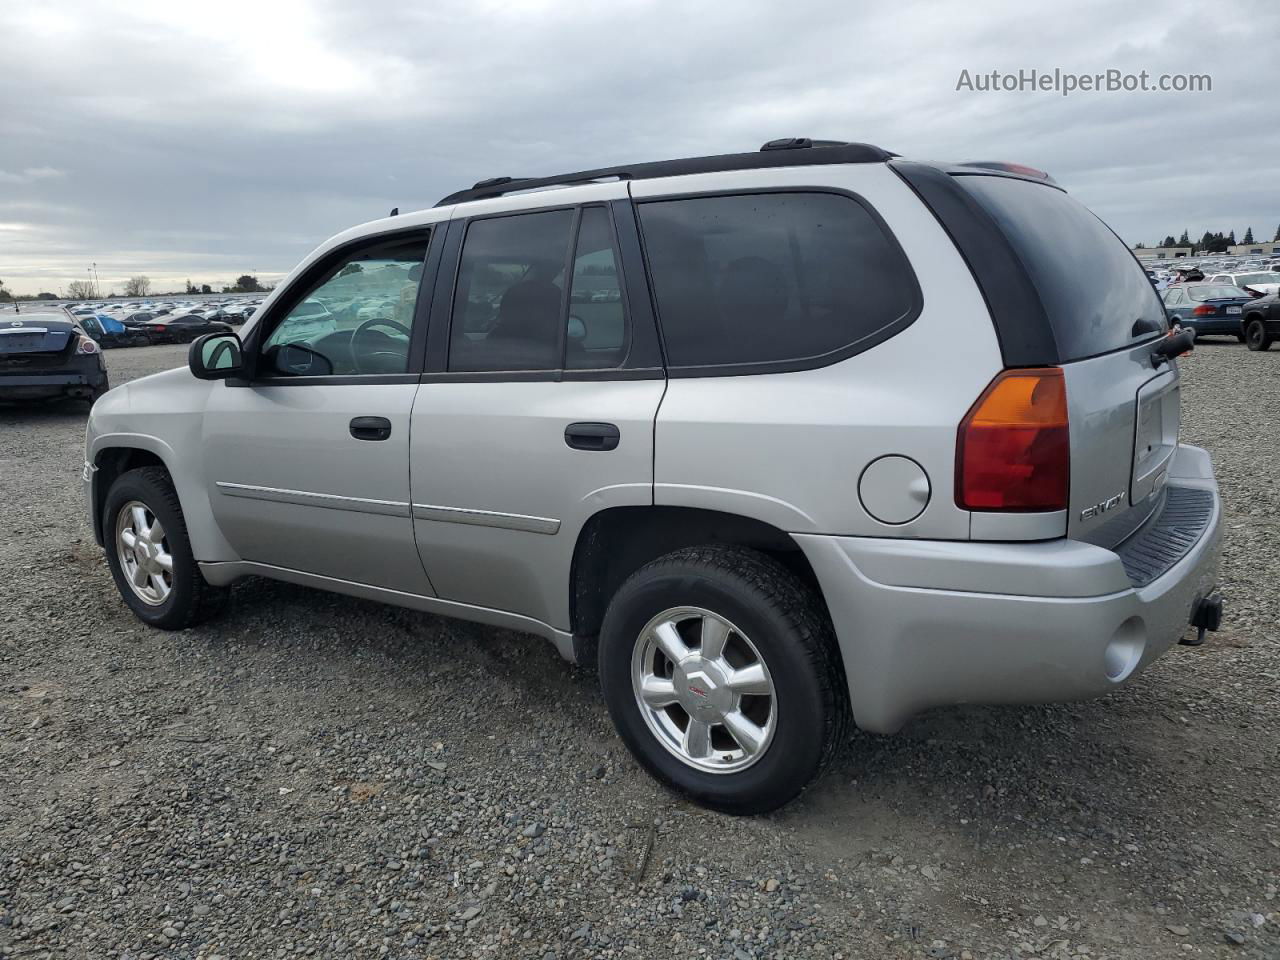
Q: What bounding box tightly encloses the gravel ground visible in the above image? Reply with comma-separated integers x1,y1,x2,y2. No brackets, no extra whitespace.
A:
1,341,1277,960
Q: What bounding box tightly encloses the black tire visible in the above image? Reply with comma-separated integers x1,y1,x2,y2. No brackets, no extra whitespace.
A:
598,545,849,814
103,466,228,629
1236,332,1247,343
1245,318,1273,352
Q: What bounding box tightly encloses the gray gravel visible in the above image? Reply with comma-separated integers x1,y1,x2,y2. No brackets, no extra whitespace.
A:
1,341,1277,960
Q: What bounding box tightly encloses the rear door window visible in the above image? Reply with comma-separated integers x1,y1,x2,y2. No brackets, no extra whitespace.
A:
956,175,1167,361
636,192,919,372
449,210,574,372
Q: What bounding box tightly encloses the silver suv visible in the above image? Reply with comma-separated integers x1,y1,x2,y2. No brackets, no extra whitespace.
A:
84,139,1224,813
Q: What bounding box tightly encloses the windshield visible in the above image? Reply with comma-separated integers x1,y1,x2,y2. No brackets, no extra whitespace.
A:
1188,285,1248,301
957,175,1167,361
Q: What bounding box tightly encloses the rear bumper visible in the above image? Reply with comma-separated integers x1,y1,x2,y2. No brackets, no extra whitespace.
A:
1185,318,1242,336
0,363,106,399
796,443,1222,734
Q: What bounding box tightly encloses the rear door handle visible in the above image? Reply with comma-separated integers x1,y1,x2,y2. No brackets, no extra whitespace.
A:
565,422,620,451
350,416,392,441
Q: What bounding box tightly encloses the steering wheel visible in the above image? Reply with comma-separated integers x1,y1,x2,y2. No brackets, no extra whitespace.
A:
351,317,412,374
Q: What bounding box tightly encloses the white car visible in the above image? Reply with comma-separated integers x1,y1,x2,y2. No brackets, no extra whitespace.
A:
1206,272,1280,296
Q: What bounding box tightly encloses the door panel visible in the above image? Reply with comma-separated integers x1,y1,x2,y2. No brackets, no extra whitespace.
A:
409,379,664,629
203,382,431,595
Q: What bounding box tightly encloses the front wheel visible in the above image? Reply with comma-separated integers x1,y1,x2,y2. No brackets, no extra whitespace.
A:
598,546,848,814
103,466,228,629
1246,318,1273,351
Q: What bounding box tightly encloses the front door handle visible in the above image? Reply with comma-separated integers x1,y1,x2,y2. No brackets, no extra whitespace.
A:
565,422,620,451
350,416,392,441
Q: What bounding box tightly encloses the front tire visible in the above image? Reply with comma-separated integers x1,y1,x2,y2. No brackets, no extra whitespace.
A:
1246,318,1273,351
103,466,228,629
598,546,848,814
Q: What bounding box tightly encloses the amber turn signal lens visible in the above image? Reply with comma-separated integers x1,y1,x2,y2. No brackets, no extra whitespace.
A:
956,367,1069,512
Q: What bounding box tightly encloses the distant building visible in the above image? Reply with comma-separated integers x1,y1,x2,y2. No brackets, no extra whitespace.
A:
1135,242,1280,261
1228,242,1280,257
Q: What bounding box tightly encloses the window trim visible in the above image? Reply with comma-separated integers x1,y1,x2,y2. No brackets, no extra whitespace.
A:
631,186,924,379
235,224,439,387
424,201,660,381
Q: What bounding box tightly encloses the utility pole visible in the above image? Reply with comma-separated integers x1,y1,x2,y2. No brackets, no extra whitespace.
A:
92,262,101,298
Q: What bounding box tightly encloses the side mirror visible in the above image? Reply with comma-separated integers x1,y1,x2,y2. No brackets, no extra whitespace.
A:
189,332,244,380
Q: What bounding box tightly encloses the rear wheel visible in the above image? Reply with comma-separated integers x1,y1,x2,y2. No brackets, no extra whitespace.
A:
1246,318,1273,352
598,546,848,814
103,467,228,629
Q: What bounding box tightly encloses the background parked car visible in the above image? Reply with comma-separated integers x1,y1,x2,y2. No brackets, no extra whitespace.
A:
1206,271,1280,297
1240,290,1280,351
76,312,149,348
139,314,233,344
0,312,108,403
1162,284,1254,340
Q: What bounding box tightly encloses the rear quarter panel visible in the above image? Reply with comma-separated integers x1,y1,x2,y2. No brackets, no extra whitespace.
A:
636,164,1003,539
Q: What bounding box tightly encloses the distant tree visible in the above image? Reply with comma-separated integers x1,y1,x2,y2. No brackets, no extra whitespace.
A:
1177,230,1191,247
1161,235,1178,248
184,279,198,294
0,278,8,302
1273,224,1280,242
234,274,263,292
1242,227,1255,244
124,275,152,297
1134,241,1146,249
36,292,57,300
67,279,96,299
1227,230,1236,245
201,283,212,294
221,285,233,294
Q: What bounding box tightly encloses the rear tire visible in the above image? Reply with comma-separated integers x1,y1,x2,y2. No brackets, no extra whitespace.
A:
103,467,229,629
1246,318,1273,351
598,545,848,814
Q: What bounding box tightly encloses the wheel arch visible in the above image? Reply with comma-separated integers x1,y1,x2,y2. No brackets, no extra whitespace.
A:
90,434,236,563
569,505,828,645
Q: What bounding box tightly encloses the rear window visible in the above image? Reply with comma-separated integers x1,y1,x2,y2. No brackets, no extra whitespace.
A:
1188,285,1247,301
957,175,1167,361
636,192,918,372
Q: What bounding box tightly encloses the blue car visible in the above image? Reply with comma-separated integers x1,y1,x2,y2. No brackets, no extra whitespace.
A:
1161,283,1253,341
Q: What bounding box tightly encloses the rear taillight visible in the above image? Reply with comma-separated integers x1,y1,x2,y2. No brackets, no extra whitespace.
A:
957,367,1070,512
1192,305,1217,316
76,336,100,355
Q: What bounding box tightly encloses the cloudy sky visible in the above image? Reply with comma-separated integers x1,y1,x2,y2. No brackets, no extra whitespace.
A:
0,0,1276,295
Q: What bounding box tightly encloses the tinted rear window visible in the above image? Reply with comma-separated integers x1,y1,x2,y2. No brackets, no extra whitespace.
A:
636,192,918,371
957,175,1166,361
1187,285,1247,301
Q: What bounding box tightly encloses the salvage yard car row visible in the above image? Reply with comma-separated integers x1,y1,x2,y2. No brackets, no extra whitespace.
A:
60,297,264,348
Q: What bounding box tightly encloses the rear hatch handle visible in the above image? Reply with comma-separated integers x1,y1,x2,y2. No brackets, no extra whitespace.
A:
1151,327,1195,367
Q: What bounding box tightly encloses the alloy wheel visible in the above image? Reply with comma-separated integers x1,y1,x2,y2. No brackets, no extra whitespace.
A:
631,606,776,774
115,500,174,605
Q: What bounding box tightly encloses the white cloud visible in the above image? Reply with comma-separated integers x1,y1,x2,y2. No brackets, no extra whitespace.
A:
0,0,1275,293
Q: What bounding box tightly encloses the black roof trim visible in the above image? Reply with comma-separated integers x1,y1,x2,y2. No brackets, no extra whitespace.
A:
889,160,1060,367
434,141,895,207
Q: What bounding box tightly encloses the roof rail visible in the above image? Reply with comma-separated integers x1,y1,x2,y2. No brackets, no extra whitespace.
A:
434,140,895,207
